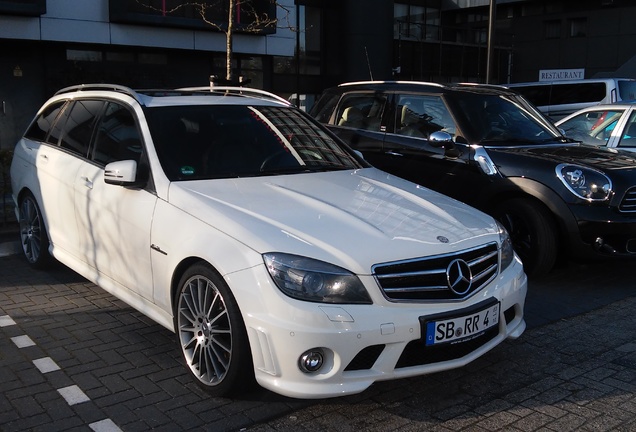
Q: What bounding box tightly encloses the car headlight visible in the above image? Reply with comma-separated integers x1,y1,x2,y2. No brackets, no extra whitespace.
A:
497,221,515,270
556,164,612,201
263,253,372,304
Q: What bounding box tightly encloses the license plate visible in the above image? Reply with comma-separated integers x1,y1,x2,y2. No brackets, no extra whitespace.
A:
424,302,500,346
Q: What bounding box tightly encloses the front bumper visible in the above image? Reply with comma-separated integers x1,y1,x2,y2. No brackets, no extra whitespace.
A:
567,204,636,258
227,257,527,399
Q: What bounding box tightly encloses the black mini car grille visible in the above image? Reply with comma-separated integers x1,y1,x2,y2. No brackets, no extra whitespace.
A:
620,187,636,212
372,243,499,301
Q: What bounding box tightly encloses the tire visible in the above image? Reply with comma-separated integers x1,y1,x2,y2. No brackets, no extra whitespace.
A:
18,193,51,268
493,198,558,277
174,263,254,397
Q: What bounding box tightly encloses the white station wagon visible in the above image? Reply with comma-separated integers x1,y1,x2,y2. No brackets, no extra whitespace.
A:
10,84,527,399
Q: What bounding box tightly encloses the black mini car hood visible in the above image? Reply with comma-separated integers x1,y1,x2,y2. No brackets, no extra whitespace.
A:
486,143,636,174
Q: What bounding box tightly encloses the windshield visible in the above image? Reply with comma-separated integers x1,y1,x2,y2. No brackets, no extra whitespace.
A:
145,104,364,181
449,92,563,146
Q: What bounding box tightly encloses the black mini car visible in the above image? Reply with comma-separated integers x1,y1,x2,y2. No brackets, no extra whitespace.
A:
310,81,636,276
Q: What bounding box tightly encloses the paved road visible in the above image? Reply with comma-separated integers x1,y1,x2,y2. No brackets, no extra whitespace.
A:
1,234,635,431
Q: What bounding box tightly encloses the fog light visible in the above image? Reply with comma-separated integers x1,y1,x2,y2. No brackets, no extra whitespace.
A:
299,349,324,373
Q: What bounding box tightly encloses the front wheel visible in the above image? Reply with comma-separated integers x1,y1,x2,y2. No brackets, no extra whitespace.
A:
174,263,254,397
18,193,51,268
493,198,558,277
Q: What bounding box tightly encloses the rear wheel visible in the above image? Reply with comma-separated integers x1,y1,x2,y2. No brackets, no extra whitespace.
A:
174,263,254,396
18,193,51,268
494,198,558,277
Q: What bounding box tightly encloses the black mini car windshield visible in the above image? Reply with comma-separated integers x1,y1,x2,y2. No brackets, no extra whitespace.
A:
450,92,562,146
145,104,364,181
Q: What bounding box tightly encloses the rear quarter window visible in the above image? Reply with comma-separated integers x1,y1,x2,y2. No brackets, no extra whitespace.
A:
24,100,67,142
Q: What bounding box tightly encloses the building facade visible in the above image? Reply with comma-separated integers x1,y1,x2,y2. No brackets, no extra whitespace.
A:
2,0,636,151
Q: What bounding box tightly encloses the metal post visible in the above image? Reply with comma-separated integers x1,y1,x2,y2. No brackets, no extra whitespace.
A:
486,0,496,84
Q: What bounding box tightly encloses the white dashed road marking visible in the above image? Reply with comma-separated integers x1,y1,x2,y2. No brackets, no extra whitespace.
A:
33,357,61,373
58,385,91,406
3,313,122,431
11,334,35,348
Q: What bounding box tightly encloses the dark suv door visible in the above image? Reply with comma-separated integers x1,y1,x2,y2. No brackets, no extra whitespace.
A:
377,92,493,203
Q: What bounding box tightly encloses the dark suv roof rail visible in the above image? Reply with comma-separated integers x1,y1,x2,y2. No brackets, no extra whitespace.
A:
177,85,291,105
54,83,142,102
455,82,510,90
338,80,446,89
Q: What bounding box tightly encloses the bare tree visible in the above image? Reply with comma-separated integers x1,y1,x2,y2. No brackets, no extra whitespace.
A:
137,0,293,83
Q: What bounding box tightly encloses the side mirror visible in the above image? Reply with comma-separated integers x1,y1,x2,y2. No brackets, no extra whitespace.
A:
429,131,460,158
104,160,138,186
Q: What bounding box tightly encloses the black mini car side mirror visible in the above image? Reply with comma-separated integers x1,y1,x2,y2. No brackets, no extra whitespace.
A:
429,131,461,158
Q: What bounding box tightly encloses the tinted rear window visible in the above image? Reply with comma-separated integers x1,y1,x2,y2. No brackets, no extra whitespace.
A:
550,83,605,104
618,81,636,101
512,82,606,106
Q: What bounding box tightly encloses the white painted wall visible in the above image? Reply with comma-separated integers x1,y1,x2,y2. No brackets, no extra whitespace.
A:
0,0,296,56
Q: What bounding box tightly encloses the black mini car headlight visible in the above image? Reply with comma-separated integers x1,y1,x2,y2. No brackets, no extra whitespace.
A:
556,164,612,201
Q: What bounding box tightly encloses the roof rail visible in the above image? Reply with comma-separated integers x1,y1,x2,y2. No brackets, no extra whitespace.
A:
54,83,142,102
178,85,291,105
338,80,445,88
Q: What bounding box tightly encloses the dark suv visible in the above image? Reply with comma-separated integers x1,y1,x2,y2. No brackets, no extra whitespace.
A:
310,81,636,276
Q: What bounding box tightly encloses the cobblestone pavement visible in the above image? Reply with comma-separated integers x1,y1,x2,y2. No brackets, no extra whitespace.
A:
1,239,635,431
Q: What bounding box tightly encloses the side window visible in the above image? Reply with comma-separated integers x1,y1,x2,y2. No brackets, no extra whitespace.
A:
92,102,143,165
336,93,386,132
24,101,68,143
560,110,623,146
512,85,551,107
60,100,105,157
618,111,636,149
550,83,605,105
395,94,456,139
311,93,340,124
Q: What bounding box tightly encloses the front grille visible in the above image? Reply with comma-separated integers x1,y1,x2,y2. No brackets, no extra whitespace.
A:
372,243,499,302
619,187,636,212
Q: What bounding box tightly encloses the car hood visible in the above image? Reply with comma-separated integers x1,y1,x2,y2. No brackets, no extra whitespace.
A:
487,143,636,173
167,168,499,274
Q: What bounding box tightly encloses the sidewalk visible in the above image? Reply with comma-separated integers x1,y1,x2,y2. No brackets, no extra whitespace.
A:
0,221,19,257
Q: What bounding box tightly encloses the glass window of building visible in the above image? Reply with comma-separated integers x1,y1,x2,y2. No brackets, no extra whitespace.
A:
394,2,440,42
569,18,587,37
544,20,561,39
298,5,321,75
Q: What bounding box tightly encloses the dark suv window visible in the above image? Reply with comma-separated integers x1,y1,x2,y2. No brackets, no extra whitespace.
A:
394,94,456,138
335,93,386,132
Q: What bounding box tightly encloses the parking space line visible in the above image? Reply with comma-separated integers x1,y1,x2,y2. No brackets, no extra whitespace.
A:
57,385,91,405
0,315,16,327
11,334,35,348
3,311,123,431
33,357,61,373
89,418,123,432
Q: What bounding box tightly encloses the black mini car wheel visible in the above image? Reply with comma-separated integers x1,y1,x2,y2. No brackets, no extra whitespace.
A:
494,198,557,277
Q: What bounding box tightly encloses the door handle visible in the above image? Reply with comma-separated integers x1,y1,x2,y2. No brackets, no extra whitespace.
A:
385,150,403,157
